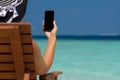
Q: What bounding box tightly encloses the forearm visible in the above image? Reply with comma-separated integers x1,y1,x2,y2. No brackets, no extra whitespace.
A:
43,35,56,70
33,40,49,75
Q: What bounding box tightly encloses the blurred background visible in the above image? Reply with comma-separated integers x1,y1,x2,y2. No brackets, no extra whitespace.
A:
24,0,120,80
25,0,120,36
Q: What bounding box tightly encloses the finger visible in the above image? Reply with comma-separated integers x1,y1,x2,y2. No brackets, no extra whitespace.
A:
42,21,45,32
53,20,57,28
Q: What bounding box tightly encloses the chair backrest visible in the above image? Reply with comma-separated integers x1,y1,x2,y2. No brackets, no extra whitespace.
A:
0,23,36,80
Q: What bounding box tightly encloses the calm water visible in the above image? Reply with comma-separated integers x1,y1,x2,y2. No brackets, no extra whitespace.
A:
34,38,120,80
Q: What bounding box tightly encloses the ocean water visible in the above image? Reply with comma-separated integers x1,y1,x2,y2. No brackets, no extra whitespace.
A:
34,38,120,80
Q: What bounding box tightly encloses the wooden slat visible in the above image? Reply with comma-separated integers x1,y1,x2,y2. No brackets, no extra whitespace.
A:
19,25,31,33
0,37,10,43
0,72,36,79
0,22,30,25
0,23,31,33
23,45,33,53
0,64,14,71
0,55,34,63
0,64,35,72
0,55,12,62
21,35,32,43
0,45,11,53
0,26,17,37
0,72,16,79
0,45,33,53
25,64,35,72
0,26,17,29
0,35,32,44
24,55,34,62
0,29,12,37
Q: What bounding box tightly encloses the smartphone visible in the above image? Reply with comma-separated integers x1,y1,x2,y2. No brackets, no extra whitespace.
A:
44,10,54,31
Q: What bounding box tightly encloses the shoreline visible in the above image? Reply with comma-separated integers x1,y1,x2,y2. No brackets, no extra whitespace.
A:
32,35,120,40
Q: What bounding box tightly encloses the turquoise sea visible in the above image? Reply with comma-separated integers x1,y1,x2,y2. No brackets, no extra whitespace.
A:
34,36,120,80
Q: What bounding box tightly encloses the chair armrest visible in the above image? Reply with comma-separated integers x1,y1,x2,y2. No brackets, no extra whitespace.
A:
40,71,63,80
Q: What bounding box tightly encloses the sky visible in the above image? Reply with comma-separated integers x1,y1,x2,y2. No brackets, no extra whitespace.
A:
25,0,120,36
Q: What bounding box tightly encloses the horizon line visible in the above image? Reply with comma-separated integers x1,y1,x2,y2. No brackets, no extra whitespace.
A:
32,35,120,40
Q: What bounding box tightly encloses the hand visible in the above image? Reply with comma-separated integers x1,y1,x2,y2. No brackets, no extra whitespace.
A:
42,21,58,39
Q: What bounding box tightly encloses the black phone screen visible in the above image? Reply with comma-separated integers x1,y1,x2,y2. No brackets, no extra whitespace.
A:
44,10,54,31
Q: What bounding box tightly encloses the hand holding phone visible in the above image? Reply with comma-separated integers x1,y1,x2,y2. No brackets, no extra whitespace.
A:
44,10,54,32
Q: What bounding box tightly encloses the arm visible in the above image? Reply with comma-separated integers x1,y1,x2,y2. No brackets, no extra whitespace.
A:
33,21,58,75
43,21,58,70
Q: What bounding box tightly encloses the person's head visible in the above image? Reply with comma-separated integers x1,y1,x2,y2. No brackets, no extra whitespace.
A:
0,0,27,22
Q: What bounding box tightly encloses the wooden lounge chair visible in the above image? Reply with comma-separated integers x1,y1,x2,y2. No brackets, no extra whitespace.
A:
0,23,62,80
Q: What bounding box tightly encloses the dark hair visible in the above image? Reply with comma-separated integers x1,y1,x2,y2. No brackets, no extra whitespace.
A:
0,0,28,22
